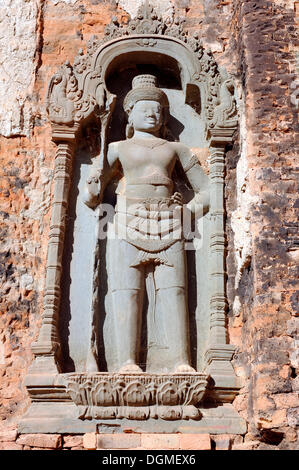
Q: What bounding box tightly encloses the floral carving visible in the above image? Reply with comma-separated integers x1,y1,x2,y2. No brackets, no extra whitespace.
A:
66,373,208,421
136,38,157,47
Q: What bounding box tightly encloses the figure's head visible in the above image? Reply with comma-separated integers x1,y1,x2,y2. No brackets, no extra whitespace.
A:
123,75,169,138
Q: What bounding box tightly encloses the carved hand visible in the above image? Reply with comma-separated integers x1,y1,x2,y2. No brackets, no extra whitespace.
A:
83,168,103,209
171,192,184,206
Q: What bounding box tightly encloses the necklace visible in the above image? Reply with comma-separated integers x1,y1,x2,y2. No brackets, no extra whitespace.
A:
130,137,168,150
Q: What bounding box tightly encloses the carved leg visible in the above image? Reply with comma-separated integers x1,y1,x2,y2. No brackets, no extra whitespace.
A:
107,239,145,372
156,286,195,373
111,288,144,373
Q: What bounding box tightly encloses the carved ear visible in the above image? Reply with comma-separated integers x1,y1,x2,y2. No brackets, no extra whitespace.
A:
126,122,134,139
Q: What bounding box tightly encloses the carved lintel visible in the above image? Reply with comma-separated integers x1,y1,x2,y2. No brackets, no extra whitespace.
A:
66,373,209,421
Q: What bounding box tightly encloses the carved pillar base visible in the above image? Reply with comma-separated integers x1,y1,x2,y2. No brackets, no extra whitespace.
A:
204,345,241,403
66,373,209,421
19,371,246,435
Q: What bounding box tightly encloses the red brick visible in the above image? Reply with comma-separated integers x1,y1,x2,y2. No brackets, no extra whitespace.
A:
16,434,62,449
63,435,83,448
257,409,288,429
179,434,211,450
0,442,23,450
272,393,299,409
232,441,261,450
83,433,97,450
0,429,18,442
211,435,232,450
141,434,179,450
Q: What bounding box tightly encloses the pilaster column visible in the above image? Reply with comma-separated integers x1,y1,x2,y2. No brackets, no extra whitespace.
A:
209,145,227,345
204,131,240,402
30,126,78,374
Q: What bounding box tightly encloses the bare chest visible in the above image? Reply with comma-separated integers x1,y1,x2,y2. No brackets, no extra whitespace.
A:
118,141,176,175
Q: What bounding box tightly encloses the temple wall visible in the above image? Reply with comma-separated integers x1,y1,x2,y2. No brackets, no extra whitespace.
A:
0,0,298,450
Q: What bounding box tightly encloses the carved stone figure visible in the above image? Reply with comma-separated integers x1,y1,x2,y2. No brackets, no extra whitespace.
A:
84,75,210,374
21,3,244,432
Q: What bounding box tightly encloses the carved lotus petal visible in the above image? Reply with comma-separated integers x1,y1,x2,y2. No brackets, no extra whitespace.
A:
122,381,147,406
183,381,207,405
67,379,81,404
176,381,190,404
93,380,114,406
156,382,178,406
78,378,94,405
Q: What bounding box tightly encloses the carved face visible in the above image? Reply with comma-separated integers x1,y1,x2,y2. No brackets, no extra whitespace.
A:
129,100,163,134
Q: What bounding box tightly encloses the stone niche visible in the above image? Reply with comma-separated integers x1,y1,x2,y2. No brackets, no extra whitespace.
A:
20,3,246,435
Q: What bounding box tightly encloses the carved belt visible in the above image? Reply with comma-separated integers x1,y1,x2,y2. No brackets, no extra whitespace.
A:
126,173,173,187
113,195,183,254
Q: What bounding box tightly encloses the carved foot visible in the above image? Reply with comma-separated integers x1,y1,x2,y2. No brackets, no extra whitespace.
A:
174,364,196,373
118,363,143,374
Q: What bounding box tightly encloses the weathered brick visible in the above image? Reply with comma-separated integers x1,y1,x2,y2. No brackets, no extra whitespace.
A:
63,435,83,448
257,409,288,429
0,442,23,450
232,440,261,450
141,434,179,450
0,429,17,442
179,434,211,450
97,434,141,449
273,393,299,409
83,433,97,450
211,434,232,450
16,434,62,449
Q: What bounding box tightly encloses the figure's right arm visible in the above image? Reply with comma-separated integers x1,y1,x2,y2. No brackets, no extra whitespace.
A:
83,141,119,209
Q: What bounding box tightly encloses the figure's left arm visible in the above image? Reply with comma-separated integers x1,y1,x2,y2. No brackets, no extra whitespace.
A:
175,143,210,215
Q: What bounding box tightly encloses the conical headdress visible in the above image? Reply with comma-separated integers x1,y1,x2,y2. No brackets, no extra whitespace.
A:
123,75,169,113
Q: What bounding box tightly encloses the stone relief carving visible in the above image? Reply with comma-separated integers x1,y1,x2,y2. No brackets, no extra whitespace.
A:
20,2,244,434
67,373,208,421
46,61,82,125
84,74,209,379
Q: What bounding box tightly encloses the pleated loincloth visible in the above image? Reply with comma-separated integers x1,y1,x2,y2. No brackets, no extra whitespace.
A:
109,194,184,267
